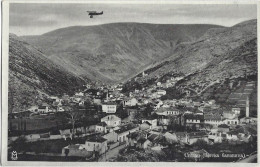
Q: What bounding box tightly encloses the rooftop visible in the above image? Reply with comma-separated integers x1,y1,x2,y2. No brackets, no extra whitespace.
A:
188,131,208,138
115,123,138,134
137,138,147,144
96,122,107,127
101,115,121,121
147,134,159,142
38,106,47,109
103,102,117,105
175,132,187,138
143,121,152,126
66,144,83,149
86,135,107,143
204,114,222,120
218,124,230,128
156,107,179,113
185,114,204,120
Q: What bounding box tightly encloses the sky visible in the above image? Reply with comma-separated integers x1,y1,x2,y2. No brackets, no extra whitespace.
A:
9,3,257,36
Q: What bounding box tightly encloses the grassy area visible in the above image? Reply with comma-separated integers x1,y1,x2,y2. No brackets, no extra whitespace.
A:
9,134,99,154
8,154,88,161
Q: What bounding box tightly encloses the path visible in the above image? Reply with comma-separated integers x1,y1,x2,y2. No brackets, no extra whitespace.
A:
98,144,127,162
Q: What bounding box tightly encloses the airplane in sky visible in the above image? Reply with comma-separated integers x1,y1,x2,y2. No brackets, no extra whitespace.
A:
86,11,103,18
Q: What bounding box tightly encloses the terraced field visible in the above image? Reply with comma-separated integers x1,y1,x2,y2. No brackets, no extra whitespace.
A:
228,81,256,107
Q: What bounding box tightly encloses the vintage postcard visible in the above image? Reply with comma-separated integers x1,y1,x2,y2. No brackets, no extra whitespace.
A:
1,0,259,166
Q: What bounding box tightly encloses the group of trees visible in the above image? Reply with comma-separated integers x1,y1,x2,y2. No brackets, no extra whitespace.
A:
133,104,154,120
167,115,185,132
160,87,184,100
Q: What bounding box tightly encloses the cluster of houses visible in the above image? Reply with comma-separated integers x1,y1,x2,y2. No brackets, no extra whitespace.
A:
61,94,256,158
9,76,257,161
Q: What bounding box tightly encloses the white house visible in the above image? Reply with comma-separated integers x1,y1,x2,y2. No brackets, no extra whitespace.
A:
223,110,238,119
102,103,117,114
208,131,223,143
57,106,65,112
115,124,139,143
223,118,239,125
186,132,209,145
93,98,102,105
157,90,166,96
123,98,138,107
231,108,241,115
95,122,107,134
101,115,121,127
226,131,239,141
84,135,108,155
38,106,51,114
155,107,180,116
204,114,223,127
75,92,84,97
185,114,203,124
79,101,85,107
27,105,39,112
50,96,60,102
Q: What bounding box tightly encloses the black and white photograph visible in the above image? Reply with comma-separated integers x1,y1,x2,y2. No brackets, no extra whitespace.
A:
1,0,259,164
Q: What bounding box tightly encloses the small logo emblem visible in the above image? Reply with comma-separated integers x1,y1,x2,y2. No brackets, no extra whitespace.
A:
11,151,18,160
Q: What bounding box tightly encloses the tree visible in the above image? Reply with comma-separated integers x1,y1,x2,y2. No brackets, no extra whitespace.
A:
143,104,153,117
66,110,81,139
116,104,128,119
192,139,208,149
65,148,70,157
10,136,27,153
168,115,179,131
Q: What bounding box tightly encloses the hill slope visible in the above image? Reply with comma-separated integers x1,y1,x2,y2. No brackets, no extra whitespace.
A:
141,19,257,80
127,19,257,113
9,34,86,113
21,23,223,83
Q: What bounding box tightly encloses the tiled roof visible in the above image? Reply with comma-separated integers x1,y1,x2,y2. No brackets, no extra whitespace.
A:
175,132,187,138
143,121,152,126
103,102,117,105
86,135,107,143
137,138,147,144
147,134,159,142
102,115,121,121
67,144,82,149
218,124,230,128
38,106,47,109
97,122,107,127
204,114,222,120
115,123,137,134
156,107,179,113
185,114,204,120
127,131,139,139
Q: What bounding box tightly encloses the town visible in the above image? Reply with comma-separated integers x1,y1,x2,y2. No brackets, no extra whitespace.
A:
8,74,257,162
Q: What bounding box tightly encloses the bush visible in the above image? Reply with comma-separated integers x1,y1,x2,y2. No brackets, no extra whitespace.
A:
10,136,28,153
192,139,208,149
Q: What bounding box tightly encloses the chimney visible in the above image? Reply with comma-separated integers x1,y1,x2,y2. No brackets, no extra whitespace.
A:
246,96,249,117
106,92,108,102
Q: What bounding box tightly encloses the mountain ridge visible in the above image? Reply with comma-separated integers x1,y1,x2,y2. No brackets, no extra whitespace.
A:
21,22,224,83
9,35,86,113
